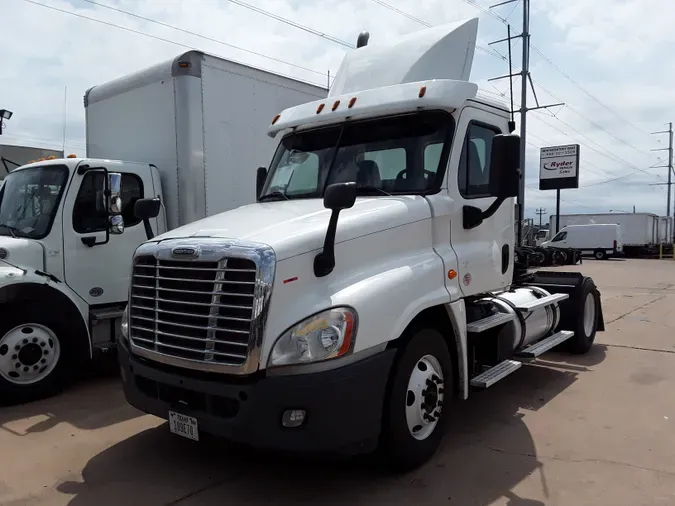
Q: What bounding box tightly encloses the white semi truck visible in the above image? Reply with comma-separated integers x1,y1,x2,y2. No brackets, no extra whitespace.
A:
118,19,605,470
0,51,325,405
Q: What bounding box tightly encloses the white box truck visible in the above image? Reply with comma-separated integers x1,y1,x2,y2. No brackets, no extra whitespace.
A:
118,20,606,471
541,223,622,260
550,212,671,256
0,50,325,405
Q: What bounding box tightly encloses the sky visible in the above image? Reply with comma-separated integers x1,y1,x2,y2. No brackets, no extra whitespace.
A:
2,0,675,224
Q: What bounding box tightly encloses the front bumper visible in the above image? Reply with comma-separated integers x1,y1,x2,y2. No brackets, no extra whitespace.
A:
118,339,396,455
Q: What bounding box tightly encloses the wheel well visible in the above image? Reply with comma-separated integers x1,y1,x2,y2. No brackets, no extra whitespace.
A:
0,283,91,361
387,305,460,397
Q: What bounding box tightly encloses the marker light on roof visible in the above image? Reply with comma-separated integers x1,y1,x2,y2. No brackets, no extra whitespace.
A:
348,97,357,108
419,86,427,98
67,154,77,158
316,103,325,114
272,114,281,125
332,100,340,111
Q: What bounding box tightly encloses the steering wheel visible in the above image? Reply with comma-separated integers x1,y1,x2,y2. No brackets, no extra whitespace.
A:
395,169,435,181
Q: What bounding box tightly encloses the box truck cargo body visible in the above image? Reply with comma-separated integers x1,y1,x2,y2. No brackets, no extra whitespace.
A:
85,51,326,230
0,50,326,405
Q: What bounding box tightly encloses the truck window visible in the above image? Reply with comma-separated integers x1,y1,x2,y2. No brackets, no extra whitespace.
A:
72,172,143,233
458,122,499,198
261,110,454,199
551,231,567,242
363,148,406,180
0,165,68,239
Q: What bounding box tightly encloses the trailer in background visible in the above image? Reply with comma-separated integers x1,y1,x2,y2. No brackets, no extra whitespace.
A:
549,212,673,258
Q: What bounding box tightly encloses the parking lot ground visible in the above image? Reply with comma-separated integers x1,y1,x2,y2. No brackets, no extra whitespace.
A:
2,258,675,506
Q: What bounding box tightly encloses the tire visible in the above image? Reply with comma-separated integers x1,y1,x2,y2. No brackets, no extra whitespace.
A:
567,278,600,355
594,249,607,260
379,328,453,472
0,304,80,405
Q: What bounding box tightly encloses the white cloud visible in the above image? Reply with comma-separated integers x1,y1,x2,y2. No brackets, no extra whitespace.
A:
2,0,673,218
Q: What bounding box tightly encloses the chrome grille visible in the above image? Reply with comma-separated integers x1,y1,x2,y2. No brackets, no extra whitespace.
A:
129,255,257,366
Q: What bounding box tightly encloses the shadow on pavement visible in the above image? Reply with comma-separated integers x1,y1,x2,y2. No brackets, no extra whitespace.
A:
60,361,583,506
0,353,141,435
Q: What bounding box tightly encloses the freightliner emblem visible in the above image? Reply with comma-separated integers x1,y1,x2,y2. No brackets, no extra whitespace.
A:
171,246,199,258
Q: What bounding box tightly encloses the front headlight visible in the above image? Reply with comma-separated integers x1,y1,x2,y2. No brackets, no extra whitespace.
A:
120,304,129,340
269,307,357,367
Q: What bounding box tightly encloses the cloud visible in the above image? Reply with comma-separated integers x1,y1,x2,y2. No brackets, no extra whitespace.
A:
2,0,673,218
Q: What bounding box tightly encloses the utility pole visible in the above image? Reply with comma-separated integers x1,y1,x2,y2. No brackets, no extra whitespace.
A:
535,207,546,228
488,0,564,246
651,122,674,241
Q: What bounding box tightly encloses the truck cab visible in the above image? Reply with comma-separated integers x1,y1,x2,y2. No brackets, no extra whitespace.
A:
0,157,161,403
118,18,605,470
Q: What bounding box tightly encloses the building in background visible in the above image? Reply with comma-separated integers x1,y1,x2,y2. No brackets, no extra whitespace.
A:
0,143,64,181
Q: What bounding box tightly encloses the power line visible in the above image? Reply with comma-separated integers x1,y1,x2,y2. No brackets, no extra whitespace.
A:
456,0,654,142
80,0,330,79
20,0,328,88
226,0,353,48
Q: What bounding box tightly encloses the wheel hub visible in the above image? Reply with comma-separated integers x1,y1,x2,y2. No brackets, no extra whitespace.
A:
405,355,445,441
0,324,60,385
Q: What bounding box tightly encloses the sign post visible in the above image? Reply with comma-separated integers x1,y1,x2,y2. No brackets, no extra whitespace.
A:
539,144,580,234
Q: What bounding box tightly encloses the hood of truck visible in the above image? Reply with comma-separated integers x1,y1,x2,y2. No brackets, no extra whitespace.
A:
153,197,431,260
0,236,44,270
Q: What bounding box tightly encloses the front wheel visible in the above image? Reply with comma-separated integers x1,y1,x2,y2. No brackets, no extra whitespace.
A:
594,249,607,260
379,328,453,472
0,306,77,405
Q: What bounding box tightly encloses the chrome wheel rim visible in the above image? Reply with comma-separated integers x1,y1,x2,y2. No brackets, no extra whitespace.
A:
405,354,444,441
583,293,596,337
0,324,60,385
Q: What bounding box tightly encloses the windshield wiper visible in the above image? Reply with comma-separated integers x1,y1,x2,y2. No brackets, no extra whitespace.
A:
0,224,20,238
356,185,392,196
258,191,290,202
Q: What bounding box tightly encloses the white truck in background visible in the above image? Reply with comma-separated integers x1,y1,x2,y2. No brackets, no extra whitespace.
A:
542,223,622,260
550,212,673,257
118,19,606,471
0,51,325,405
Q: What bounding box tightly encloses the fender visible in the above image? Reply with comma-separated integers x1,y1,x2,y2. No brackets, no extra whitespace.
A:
444,299,468,399
0,268,92,360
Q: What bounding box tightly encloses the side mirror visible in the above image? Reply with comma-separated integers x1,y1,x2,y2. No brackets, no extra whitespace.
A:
314,182,358,277
323,181,357,211
256,167,268,199
134,198,161,220
488,134,520,199
134,197,161,240
107,172,122,214
109,215,125,234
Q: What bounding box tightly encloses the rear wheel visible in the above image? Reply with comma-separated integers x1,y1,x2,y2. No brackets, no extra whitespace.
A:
0,306,79,405
567,278,600,354
380,328,453,472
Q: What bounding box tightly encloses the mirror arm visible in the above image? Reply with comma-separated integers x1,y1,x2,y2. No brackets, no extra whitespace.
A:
143,218,155,240
314,210,341,277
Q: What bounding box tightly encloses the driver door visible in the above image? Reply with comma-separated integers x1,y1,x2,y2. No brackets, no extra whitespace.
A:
62,167,153,306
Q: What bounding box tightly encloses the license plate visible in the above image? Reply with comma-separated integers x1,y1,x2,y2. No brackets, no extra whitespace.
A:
168,411,199,441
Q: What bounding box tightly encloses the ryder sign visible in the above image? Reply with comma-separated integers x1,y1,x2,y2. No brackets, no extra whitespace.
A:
539,144,580,190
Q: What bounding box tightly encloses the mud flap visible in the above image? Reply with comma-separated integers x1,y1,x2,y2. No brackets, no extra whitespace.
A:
529,271,605,332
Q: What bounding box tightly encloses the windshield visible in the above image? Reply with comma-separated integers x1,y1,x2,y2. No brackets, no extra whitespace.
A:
0,165,69,239
260,111,453,200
